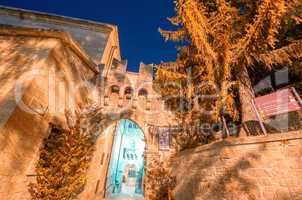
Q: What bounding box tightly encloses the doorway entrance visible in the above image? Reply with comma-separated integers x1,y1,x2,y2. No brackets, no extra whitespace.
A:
106,119,145,199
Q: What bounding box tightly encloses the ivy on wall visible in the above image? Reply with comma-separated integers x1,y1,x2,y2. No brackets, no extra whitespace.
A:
145,157,176,200
28,108,101,200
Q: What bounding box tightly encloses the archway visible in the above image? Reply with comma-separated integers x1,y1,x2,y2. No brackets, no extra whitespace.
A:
105,119,145,199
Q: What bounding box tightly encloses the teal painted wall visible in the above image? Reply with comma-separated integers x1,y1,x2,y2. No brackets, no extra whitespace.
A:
106,119,145,198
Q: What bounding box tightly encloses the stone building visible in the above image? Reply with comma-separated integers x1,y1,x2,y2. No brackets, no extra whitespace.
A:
0,6,301,200
0,6,174,200
82,58,176,199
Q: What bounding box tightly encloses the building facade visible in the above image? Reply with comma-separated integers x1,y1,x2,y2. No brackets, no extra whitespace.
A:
0,6,174,200
1,6,301,200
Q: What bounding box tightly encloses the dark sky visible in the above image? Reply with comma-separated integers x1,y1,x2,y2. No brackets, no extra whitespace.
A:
0,0,178,72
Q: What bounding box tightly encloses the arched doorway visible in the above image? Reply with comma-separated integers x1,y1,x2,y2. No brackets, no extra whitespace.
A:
105,119,145,199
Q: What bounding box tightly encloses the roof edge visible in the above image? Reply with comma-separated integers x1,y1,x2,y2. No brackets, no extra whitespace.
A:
0,24,99,74
0,6,118,33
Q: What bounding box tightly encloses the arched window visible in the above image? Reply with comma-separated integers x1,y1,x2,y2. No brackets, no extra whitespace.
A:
110,85,120,95
138,88,148,98
124,87,134,99
137,88,149,111
108,85,120,106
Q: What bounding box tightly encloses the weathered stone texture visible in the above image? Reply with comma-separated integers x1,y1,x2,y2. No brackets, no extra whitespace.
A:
0,7,177,200
171,131,302,200
81,61,176,199
0,35,99,200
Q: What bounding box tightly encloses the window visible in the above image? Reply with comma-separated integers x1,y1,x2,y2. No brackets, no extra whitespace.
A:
124,87,134,99
128,170,136,177
138,88,148,98
110,85,120,95
111,58,120,70
100,153,105,165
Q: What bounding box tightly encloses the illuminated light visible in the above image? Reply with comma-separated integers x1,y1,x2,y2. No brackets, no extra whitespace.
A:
106,119,145,198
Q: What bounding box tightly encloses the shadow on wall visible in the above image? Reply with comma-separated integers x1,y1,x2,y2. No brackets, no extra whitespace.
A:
0,34,136,199
0,37,50,126
171,140,266,200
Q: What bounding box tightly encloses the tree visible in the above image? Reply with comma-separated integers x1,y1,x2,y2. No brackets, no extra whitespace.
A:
145,158,176,200
156,0,302,137
28,99,135,199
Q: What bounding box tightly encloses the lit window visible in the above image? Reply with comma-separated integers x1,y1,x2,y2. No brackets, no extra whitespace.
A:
111,85,120,94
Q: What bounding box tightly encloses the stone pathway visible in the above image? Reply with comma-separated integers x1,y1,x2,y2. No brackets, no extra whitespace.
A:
106,194,144,200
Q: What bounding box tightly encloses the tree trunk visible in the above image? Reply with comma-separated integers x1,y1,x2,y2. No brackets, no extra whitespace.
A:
238,66,257,136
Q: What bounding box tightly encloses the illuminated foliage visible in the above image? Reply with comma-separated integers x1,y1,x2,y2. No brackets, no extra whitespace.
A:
28,107,104,200
145,158,176,200
156,0,302,142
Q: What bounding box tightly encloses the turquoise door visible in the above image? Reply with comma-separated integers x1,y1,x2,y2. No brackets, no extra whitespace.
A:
106,119,145,198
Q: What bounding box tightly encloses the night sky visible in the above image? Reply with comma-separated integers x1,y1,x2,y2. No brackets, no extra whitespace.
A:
0,0,178,72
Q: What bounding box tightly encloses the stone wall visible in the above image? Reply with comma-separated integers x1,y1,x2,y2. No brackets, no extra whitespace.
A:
85,60,177,199
171,131,302,200
0,26,174,200
78,123,116,200
81,118,174,200
0,35,99,200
